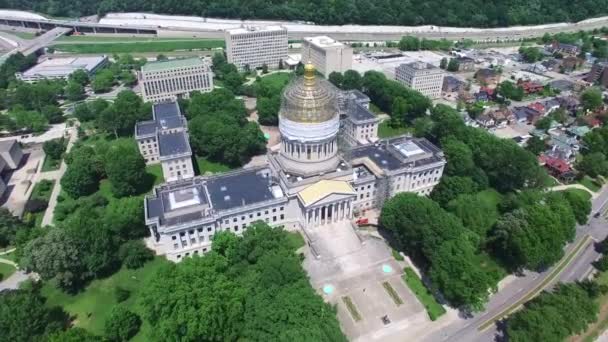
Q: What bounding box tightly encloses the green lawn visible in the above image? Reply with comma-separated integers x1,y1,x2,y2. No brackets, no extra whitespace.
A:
402,267,446,321
41,257,170,341
563,188,593,201
378,121,409,139
286,231,305,250
31,179,55,201
0,30,36,39
254,72,292,93
382,281,404,306
0,262,16,280
579,176,602,192
1,251,17,263
476,189,503,208
145,164,164,186
41,155,61,172
392,248,404,261
196,157,232,175
53,40,225,54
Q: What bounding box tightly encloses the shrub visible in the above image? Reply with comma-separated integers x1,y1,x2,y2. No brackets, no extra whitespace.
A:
104,307,141,341
118,240,154,269
114,287,130,303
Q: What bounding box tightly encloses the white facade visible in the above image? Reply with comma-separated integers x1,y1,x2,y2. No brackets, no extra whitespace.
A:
301,36,352,77
144,65,445,262
138,57,213,104
225,26,288,71
395,62,445,99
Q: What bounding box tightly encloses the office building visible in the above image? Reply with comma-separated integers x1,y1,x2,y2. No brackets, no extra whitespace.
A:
16,55,108,82
144,63,445,262
301,36,352,77
138,57,213,103
135,102,194,182
225,26,288,71
395,62,445,99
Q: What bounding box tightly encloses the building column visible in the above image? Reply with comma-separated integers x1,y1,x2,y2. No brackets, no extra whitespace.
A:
315,207,320,227
333,203,338,222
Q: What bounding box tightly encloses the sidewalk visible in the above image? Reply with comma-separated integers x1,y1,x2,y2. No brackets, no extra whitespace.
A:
40,127,78,227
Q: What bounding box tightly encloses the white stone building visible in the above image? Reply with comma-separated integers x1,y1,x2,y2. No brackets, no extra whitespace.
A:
138,57,213,103
301,36,352,77
144,64,445,262
0,140,23,170
395,62,445,99
16,56,108,83
225,26,288,71
135,102,194,182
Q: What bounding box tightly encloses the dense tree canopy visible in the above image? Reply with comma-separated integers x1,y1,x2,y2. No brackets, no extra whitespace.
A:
9,0,608,28
103,140,147,197
0,286,68,341
506,283,599,341
139,223,346,341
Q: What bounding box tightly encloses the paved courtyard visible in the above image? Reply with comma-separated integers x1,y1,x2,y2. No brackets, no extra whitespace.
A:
302,222,427,341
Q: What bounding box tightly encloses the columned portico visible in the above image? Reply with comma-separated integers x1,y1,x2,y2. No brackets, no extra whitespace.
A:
304,198,353,227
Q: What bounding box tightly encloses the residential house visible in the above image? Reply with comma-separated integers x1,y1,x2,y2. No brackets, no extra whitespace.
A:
475,87,495,102
518,80,544,94
567,125,591,140
475,68,500,88
539,155,575,182
549,42,581,57
542,58,562,71
561,57,581,72
549,79,575,92
557,96,580,114
543,98,561,115
585,61,608,87
443,75,466,93
476,113,495,128
455,57,476,71
528,102,546,115
513,106,541,124
489,107,514,127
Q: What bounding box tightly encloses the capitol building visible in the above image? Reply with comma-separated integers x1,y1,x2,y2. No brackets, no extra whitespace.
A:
143,64,446,262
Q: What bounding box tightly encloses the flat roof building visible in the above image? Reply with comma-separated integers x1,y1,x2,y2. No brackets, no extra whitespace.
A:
16,56,108,82
395,62,445,99
301,36,352,77
138,57,213,104
225,25,288,71
135,102,194,182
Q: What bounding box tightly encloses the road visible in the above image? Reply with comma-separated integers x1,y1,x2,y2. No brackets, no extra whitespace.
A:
421,186,608,342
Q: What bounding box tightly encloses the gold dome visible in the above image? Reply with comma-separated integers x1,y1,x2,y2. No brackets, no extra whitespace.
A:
279,62,339,123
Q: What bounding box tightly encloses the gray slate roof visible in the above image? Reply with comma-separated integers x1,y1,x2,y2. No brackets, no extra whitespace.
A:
158,131,191,157
207,169,276,210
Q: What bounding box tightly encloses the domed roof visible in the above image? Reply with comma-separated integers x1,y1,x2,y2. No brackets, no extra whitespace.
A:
279,62,339,123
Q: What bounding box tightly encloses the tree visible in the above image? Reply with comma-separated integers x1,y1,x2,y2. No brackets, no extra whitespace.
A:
223,71,244,94
447,58,460,72
104,307,141,342
534,116,552,130
41,105,64,124
104,197,147,240
11,108,48,132
118,70,137,86
398,36,420,51
342,70,362,90
61,159,100,198
563,190,592,224
0,287,68,341
328,71,343,88
91,69,115,93
430,176,478,207
506,283,599,342
118,240,154,269
43,138,66,160
49,328,103,342
577,152,608,178
439,57,447,69
65,81,84,101
21,228,87,290
139,223,346,342
68,69,90,86
446,193,499,237
104,141,147,197
278,59,284,70
412,116,434,138
261,63,269,74
98,90,148,137
441,138,474,176
519,46,542,62
498,81,524,101
525,136,546,156
257,95,281,125
0,208,24,248
581,87,603,112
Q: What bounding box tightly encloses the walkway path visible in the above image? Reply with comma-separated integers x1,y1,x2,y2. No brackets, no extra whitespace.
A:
40,126,78,227
551,184,598,198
